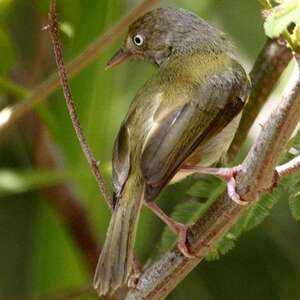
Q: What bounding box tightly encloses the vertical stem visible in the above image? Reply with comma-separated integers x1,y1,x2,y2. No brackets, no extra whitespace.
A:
47,1,114,209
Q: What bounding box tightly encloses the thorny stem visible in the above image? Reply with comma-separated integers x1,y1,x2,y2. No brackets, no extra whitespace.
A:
47,1,113,209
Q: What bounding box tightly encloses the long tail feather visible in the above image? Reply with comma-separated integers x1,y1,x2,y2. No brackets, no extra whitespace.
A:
93,187,143,296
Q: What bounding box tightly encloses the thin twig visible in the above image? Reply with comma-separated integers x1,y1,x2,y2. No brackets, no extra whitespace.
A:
125,54,300,300
276,155,300,178
0,0,159,135
228,38,292,160
47,0,113,209
47,0,142,282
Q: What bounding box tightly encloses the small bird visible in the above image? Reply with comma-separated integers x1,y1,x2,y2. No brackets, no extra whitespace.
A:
94,7,250,296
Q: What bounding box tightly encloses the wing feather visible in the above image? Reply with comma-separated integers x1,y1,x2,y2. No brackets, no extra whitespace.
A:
141,66,249,200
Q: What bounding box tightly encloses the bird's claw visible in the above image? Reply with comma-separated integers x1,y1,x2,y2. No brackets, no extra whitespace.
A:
173,222,196,258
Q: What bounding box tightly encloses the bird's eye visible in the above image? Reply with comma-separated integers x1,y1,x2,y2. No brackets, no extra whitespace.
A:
132,34,144,47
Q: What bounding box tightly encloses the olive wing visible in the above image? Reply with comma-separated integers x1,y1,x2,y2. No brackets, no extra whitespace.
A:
112,123,130,201
141,70,249,200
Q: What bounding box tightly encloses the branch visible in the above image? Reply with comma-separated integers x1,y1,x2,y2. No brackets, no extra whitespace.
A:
46,1,141,282
228,38,292,160
0,0,159,135
125,54,300,300
276,155,300,178
47,0,113,209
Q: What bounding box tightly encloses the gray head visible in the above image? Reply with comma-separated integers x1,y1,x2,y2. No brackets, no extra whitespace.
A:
107,7,231,68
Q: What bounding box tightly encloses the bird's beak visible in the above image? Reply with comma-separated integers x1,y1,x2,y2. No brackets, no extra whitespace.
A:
106,47,132,69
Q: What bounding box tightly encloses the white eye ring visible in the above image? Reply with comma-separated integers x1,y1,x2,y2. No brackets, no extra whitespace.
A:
133,34,144,47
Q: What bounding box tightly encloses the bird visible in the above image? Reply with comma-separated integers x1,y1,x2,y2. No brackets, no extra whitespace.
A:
93,7,251,296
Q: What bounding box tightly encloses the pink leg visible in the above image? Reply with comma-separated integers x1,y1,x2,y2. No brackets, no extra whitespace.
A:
182,165,248,206
144,201,194,258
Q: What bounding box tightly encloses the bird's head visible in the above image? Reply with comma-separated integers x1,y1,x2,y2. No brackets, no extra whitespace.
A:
106,7,230,69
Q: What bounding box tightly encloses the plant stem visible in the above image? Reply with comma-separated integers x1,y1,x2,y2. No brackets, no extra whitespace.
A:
47,0,113,209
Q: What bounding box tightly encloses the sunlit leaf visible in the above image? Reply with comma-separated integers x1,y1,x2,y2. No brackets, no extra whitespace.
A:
264,0,300,38
0,169,69,197
59,22,75,38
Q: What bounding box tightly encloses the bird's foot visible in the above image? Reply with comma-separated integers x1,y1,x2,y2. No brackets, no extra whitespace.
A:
170,221,194,258
128,272,141,288
182,164,248,206
144,201,195,258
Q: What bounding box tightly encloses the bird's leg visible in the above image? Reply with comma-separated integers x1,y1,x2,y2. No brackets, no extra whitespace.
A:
181,164,248,206
144,200,194,258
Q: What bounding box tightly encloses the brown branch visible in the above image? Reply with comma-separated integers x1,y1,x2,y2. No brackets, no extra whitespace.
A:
0,0,159,136
47,0,113,209
228,38,293,160
125,53,300,300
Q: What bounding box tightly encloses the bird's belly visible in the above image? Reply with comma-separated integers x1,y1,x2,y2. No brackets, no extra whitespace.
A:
170,113,241,184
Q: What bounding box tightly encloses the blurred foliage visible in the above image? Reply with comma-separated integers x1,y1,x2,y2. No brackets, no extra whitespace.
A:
0,1,300,300
263,0,300,38
262,0,300,51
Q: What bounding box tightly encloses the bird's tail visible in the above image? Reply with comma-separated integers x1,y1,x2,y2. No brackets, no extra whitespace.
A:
93,183,144,296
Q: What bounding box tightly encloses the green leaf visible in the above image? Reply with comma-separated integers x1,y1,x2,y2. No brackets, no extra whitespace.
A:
206,233,236,261
205,210,247,261
205,184,284,261
286,130,300,221
0,169,69,197
290,129,300,152
288,177,300,221
242,192,281,231
59,21,75,38
0,27,16,74
188,176,224,199
289,190,300,220
264,0,300,38
0,76,28,98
